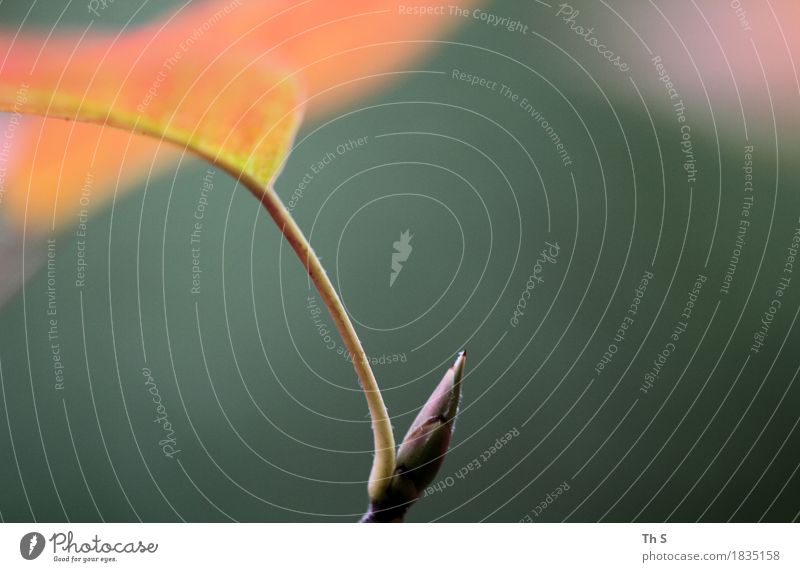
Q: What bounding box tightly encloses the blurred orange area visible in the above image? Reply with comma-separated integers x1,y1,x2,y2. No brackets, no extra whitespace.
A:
0,0,477,234
7,121,177,233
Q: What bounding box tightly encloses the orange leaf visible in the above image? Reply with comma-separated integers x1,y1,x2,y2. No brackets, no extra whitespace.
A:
0,26,301,230
1,0,478,234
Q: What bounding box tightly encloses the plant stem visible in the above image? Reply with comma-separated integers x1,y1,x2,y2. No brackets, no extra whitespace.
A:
248,180,396,501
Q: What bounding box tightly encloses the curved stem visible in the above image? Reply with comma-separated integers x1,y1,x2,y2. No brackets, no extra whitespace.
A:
0,93,396,500
248,179,396,501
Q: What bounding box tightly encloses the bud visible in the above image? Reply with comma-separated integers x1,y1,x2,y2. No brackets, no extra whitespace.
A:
361,351,466,522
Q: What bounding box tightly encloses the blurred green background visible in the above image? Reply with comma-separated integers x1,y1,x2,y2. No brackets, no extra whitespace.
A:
0,0,798,522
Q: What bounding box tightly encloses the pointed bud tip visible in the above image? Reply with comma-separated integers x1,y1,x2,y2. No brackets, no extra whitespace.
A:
451,350,466,382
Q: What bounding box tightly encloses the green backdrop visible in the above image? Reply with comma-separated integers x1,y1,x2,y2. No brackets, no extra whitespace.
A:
0,0,798,522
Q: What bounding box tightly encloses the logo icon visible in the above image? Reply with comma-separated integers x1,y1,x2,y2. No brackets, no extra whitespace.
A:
390,230,413,287
20,532,45,560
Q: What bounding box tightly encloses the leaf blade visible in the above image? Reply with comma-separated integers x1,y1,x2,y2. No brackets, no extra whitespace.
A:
0,29,302,204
